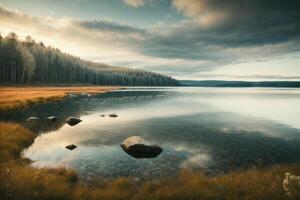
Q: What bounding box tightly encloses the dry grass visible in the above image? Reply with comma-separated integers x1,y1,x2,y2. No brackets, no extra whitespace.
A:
0,122,300,200
0,123,34,162
0,163,77,200
135,167,300,200
0,86,121,111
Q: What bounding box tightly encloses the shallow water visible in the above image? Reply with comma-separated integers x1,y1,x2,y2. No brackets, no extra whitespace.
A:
1,87,300,181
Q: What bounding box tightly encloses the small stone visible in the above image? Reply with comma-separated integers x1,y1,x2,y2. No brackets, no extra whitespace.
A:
66,144,77,150
67,93,77,97
109,114,118,118
26,117,39,123
65,117,82,126
46,116,58,122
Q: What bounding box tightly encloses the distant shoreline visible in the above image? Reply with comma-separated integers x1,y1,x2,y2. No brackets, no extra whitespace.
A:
180,80,300,88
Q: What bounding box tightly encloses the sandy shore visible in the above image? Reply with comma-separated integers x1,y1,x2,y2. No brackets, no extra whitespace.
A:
0,86,122,111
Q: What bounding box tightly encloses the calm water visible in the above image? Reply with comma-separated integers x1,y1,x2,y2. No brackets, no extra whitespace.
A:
1,87,300,181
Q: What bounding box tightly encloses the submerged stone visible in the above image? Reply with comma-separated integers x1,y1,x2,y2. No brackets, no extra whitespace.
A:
120,136,163,158
67,93,77,98
46,116,58,122
81,92,92,97
109,113,118,118
65,117,82,126
26,116,39,123
82,111,93,115
66,144,77,150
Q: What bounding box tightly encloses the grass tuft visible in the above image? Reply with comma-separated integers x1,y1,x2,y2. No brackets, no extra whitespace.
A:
0,123,34,161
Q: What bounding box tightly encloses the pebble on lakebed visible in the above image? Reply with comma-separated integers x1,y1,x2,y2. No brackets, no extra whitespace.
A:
65,117,82,126
26,116,39,123
109,113,118,118
46,116,58,122
66,144,77,150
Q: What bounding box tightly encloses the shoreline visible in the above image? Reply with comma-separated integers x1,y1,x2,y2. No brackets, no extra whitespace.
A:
1,89,300,199
0,122,300,200
0,86,122,112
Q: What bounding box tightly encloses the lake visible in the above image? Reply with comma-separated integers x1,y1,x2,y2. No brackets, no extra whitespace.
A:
1,87,300,182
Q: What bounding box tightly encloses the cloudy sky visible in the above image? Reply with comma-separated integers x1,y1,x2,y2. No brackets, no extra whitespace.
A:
0,0,300,80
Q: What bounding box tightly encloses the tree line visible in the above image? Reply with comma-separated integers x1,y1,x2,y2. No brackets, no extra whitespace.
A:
0,32,179,86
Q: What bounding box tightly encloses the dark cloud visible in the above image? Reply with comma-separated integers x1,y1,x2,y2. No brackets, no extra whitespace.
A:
1,1,300,78
73,20,145,34
171,0,300,45
137,0,300,61
74,0,300,62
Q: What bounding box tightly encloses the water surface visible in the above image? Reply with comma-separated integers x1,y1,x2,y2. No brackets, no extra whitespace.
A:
1,87,300,181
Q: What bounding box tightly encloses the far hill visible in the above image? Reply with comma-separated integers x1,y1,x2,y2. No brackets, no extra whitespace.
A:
180,80,300,87
0,32,179,86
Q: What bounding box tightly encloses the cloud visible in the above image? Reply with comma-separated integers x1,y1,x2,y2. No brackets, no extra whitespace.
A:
73,19,144,34
0,2,300,79
172,0,228,28
172,0,300,29
122,0,145,8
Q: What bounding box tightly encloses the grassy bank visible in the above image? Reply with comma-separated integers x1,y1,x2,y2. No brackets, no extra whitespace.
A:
0,86,121,111
1,122,300,200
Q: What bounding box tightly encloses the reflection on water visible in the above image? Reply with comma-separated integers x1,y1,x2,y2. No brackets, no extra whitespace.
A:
1,87,300,181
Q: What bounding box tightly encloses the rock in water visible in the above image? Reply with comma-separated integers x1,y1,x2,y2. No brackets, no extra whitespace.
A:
26,117,39,123
65,117,82,126
109,113,118,118
67,93,77,98
47,116,58,122
100,114,105,117
120,136,163,158
66,144,77,150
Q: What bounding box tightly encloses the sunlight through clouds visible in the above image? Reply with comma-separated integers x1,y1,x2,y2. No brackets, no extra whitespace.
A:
0,0,299,80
